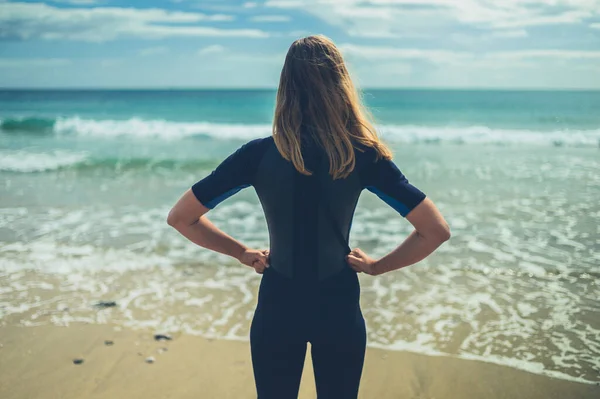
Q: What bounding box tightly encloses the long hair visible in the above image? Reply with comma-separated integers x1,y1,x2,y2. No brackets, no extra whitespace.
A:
273,35,392,179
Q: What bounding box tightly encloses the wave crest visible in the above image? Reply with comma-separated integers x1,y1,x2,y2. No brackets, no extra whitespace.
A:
0,150,89,172
2,116,600,147
0,150,219,173
0,117,56,134
54,117,271,140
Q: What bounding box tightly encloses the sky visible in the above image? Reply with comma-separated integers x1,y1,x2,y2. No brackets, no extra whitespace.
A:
0,0,599,88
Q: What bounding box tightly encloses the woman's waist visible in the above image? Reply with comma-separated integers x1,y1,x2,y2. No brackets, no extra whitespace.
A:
258,266,360,303
267,252,350,281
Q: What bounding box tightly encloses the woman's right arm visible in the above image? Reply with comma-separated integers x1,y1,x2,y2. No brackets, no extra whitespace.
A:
346,155,450,275
347,198,450,275
376,198,449,274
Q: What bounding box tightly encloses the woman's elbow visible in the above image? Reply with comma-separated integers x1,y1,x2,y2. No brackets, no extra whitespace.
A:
424,222,450,244
166,209,182,228
436,222,451,243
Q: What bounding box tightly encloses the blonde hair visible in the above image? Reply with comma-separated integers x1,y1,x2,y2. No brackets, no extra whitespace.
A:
273,35,392,180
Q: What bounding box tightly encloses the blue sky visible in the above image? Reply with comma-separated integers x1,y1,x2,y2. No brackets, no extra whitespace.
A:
1,0,599,88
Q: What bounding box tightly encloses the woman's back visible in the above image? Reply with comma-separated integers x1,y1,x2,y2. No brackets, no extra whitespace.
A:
192,134,425,282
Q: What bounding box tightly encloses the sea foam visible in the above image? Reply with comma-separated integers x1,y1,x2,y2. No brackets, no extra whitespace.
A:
0,150,89,172
2,116,600,146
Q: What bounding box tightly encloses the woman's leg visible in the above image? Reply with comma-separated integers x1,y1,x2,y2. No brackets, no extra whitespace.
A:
250,268,308,399
310,307,366,399
311,270,367,398
250,304,307,399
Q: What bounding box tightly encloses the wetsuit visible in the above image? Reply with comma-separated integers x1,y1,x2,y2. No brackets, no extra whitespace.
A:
191,136,426,399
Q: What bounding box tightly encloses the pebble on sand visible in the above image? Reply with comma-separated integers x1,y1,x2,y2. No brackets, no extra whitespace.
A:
73,358,84,365
145,357,155,364
104,340,114,346
153,334,172,342
94,301,117,308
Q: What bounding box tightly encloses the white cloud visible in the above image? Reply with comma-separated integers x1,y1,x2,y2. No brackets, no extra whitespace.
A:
265,0,303,7
450,29,529,45
340,44,600,67
490,29,528,38
341,45,463,63
202,14,236,22
243,2,258,8
250,15,291,22
198,44,226,55
266,0,600,37
591,22,600,28
342,43,600,88
0,58,72,68
495,49,600,60
138,46,169,56
0,2,267,42
488,10,593,29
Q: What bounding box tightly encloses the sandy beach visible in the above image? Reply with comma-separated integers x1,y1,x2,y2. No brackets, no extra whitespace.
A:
0,322,597,399
2,89,599,398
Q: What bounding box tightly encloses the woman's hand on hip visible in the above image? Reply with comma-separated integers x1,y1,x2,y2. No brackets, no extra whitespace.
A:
346,248,379,276
238,248,270,274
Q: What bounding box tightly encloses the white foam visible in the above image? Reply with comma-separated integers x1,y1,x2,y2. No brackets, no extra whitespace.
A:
519,261,547,277
0,150,88,172
54,117,271,140
39,116,600,146
370,338,592,384
380,124,600,146
0,241,173,274
1,195,598,385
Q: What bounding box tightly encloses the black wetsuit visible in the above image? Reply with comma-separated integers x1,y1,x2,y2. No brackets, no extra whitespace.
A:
192,136,426,398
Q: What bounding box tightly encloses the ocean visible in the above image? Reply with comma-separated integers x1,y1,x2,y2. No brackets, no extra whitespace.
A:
0,89,599,384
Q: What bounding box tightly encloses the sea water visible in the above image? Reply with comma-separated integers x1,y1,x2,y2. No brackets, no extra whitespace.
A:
0,89,599,383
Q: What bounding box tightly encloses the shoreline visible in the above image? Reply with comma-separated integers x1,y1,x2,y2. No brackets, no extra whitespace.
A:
367,341,597,386
0,323,597,399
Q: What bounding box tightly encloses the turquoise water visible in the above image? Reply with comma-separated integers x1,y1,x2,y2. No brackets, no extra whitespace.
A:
1,90,599,384
2,89,600,128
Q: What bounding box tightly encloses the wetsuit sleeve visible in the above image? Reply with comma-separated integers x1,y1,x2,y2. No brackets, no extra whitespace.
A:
191,138,264,209
362,157,426,217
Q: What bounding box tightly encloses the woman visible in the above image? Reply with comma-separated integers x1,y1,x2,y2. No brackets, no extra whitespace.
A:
167,35,450,399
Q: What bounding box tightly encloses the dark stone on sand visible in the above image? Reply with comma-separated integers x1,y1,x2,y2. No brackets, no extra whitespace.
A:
94,301,117,308
104,340,114,346
154,334,172,342
73,358,84,365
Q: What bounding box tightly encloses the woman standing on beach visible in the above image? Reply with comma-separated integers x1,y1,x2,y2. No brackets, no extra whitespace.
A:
168,35,450,399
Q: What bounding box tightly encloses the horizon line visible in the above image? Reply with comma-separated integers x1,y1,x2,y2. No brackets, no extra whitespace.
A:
1,87,600,92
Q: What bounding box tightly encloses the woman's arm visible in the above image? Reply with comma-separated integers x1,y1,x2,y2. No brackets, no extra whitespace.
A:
167,189,269,273
347,198,450,275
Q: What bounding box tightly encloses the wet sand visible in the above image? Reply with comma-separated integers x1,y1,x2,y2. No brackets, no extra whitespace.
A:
0,323,597,399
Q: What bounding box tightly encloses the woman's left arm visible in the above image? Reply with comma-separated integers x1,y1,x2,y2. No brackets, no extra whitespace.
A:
167,189,269,273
